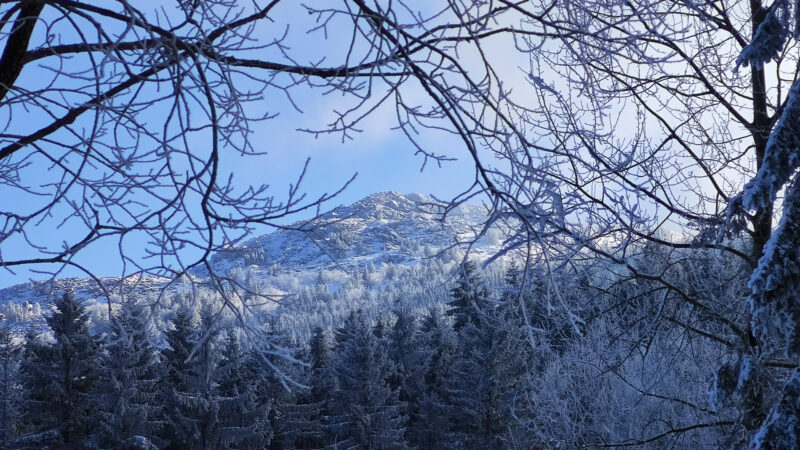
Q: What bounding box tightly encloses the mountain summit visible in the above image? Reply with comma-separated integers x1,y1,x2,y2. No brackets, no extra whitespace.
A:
207,191,494,273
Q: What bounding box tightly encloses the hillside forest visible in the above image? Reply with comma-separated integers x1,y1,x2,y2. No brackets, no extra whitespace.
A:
0,242,765,448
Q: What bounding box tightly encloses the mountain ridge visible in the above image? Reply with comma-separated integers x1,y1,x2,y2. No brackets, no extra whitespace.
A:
0,192,499,313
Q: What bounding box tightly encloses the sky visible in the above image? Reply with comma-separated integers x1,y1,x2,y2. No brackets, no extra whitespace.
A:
0,89,479,289
0,1,769,292
0,1,497,289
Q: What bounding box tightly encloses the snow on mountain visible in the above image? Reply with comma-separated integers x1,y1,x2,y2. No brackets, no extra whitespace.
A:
0,192,501,318
206,192,498,274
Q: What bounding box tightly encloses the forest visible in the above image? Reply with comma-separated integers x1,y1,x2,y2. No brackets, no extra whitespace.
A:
2,0,800,448
0,244,765,448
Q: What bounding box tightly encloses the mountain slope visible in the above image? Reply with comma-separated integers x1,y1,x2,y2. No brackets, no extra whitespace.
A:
207,192,498,273
0,192,499,318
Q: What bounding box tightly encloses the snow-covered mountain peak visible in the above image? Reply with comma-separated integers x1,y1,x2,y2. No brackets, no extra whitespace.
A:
325,192,435,222
207,192,493,274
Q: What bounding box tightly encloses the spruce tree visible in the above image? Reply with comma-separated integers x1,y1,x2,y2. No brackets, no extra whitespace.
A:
0,320,21,449
53,292,103,447
446,262,499,447
161,305,201,449
447,260,490,332
412,308,458,449
482,301,531,447
309,326,336,411
308,326,337,447
446,267,534,448
163,305,233,450
278,326,335,449
242,349,277,450
98,299,163,449
387,308,426,442
215,329,272,449
446,318,491,448
17,327,59,447
194,309,222,450
17,292,102,448
330,310,408,449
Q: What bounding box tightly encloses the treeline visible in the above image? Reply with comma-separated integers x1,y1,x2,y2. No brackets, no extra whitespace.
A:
0,293,273,449
0,244,751,448
270,261,542,449
0,261,550,449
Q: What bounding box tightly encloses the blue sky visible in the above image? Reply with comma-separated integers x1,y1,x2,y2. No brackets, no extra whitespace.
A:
0,1,742,290
0,73,478,290
0,95,477,288
0,1,534,289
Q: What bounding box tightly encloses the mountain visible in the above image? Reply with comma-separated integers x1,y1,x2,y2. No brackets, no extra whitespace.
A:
206,192,498,273
0,192,501,323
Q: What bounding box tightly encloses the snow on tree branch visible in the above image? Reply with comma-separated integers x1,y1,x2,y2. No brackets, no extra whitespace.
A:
749,174,800,353
743,80,800,211
737,0,792,71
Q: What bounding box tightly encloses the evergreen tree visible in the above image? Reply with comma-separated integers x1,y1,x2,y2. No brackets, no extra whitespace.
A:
444,261,494,446
482,302,531,447
447,260,490,332
443,267,534,449
16,327,60,447
260,326,304,450
278,326,335,449
412,307,458,449
16,292,103,448
447,318,492,448
98,300,163,449
387,308,426,442
271,359,314,449
330,310,407,449
161,305,201,449
162,306,230,450
238,348,275,450
194,309,223,450
215,329,272,449
309,326,336,410
0,319,21,449
51,292,104,447
387,309,421,395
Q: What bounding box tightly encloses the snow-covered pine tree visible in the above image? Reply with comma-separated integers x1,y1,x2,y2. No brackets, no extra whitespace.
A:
16,327,60,447
445,265,532,448
444,262,495,447
215,329,272,449
194,308,223,450
50,292,103,446
447,260,490,332
17,292,102,447
277,326,336,449
309,326,336,415
387,308,426,441
0,320,21,449
330,310,408,449
483,300,532,447
161,305,201,449
98,299,163,449
308,325,338,447
447,312,493,447
271,356,314,449
161,305,227,450
411,307,458,449
240,348,278,450
256,319,310,450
